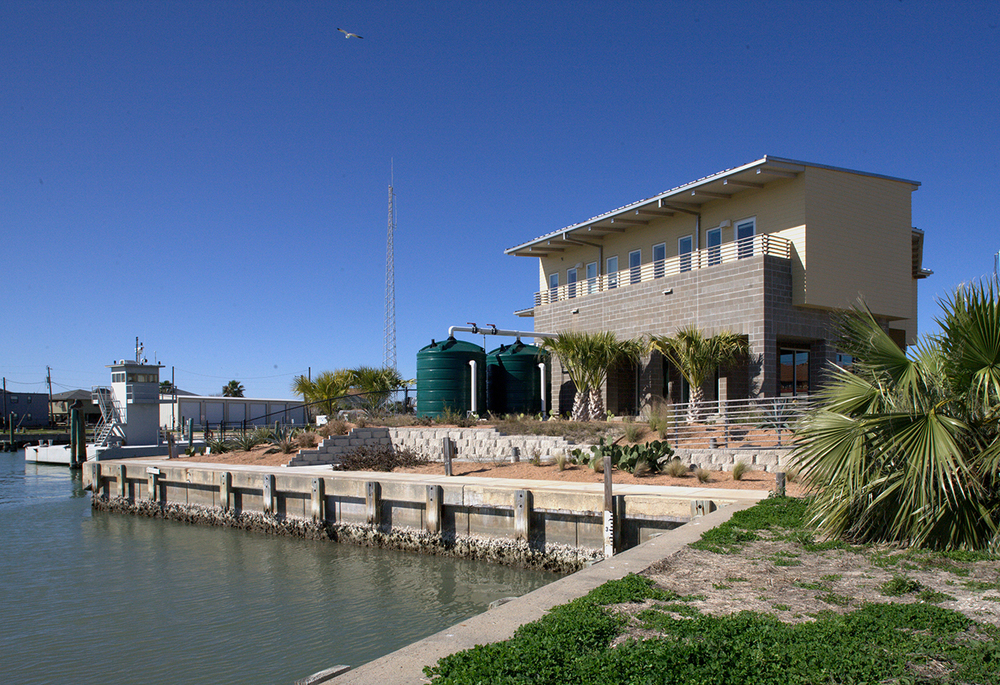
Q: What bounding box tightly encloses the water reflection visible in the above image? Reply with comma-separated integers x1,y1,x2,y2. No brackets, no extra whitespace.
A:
0,451,559,684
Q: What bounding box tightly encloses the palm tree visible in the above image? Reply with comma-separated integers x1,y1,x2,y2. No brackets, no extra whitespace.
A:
291,370,353,417
649,327,748,423
159,380,176,395
350,366,408,414
791,282,1000,551
541,331,643,421
222,380,245,397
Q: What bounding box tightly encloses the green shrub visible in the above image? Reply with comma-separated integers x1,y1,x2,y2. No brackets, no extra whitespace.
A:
880,574,921,596
268,425,299,454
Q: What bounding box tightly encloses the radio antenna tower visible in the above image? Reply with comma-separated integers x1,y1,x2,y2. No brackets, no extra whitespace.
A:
383,163,397,371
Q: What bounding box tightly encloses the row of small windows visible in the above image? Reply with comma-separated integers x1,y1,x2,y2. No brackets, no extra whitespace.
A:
112,372,158,383
549,219,756,291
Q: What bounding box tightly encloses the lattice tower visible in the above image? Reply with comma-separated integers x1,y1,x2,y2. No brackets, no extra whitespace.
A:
383,179,397,371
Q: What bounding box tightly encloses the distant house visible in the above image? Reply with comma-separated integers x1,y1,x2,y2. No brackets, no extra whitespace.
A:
2,390,50,428
50,389,102,426
506,156,929,415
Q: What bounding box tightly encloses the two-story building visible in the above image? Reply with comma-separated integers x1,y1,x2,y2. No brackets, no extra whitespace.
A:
506,156,929,415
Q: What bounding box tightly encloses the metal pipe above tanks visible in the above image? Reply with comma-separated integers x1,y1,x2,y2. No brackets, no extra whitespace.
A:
447,323,558,340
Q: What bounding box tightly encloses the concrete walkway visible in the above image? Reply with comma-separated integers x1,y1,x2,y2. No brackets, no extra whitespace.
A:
135,458,769,505
316,498,761,685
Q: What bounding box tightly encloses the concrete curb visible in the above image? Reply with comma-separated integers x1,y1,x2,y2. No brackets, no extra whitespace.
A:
321,499,761,684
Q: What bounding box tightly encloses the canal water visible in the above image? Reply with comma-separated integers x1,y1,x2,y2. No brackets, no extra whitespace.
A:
0,451,560,684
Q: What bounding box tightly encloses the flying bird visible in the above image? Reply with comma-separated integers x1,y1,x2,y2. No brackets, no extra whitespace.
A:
337,28,363,39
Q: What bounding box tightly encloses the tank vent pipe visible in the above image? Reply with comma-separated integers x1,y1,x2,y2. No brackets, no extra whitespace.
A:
468,359,478,415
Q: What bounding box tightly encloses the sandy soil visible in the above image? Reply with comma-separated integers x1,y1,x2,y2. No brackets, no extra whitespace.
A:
629,536,1000,632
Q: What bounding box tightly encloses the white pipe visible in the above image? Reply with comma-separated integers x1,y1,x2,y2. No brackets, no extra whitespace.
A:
448,325,559,340
468,359,478,415
538,362,547,416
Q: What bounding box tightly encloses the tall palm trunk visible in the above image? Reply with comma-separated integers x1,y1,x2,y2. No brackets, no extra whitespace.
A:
571,390,590,422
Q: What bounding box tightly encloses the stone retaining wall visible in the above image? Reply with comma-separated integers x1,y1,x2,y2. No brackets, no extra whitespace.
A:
291,427,579,467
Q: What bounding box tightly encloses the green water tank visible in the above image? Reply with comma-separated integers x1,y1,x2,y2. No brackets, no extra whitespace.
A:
486,340,550,416
416,337,486,418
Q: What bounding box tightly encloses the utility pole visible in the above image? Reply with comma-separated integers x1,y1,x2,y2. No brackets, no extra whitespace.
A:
46,366,53,426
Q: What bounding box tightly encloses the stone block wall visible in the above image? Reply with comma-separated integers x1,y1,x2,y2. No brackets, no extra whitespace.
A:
289,427,580,467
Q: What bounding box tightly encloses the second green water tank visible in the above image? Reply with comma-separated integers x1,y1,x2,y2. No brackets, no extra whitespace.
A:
487,340,550,416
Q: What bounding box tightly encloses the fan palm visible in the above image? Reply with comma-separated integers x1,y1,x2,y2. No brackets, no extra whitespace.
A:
350,366,408,414
541,331,643,421
791,281,1000,551
291,369,353,417
648,328,748,423
222,380,245,397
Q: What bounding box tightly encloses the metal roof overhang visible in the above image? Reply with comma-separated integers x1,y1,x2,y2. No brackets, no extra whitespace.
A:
505,156,921,257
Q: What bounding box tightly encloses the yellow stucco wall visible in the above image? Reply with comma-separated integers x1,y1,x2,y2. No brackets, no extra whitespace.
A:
802,167,914,323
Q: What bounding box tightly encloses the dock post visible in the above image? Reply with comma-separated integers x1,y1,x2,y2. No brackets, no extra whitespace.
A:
311,478,325,522
187,418,194,452
442,438,454,476
514,489,532,541
74,409,86,466
118,464,127,498
220,471,232,510
263,474,275,514
70,408,80,468
366,481,381,525
775,472,786,497
425,484,442,534
603,454,615,557
146,467,159,503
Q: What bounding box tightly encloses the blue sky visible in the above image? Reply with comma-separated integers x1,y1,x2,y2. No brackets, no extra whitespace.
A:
2,0,997,399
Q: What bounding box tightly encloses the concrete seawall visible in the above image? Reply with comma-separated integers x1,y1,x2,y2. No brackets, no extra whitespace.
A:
82,459,765,572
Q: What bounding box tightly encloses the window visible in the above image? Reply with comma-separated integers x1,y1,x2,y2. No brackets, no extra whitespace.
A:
678,235,693,273
779,348,810,396
607,256,619,289
586,261,598,293
629,250,641,285
652,243,666,278
707,227,722,266
737,218,755,259
567,267,578,298
10,395,17,403
548,272,558,302
26,396,32,404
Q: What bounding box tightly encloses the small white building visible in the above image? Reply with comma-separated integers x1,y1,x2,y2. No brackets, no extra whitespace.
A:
159,394,307,430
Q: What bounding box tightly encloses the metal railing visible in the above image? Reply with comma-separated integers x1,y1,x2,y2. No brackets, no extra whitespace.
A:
534,233,792,306
648,394,811,450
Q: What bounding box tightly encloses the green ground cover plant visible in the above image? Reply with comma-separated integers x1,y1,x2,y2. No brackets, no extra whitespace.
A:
425,573,998,685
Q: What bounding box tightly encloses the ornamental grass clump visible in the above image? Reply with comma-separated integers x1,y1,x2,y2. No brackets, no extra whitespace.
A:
732,460,748,481
665,457,688,478
791,281,1000,551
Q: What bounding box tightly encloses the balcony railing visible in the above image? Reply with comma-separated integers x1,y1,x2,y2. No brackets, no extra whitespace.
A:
654,394,811,450
534,233,792,307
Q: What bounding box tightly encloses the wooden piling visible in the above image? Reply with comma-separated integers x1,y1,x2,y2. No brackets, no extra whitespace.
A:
426,484,442,534
366,481,381,525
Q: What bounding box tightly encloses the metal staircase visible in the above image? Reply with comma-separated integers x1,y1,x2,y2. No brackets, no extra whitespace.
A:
91,386,125,447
